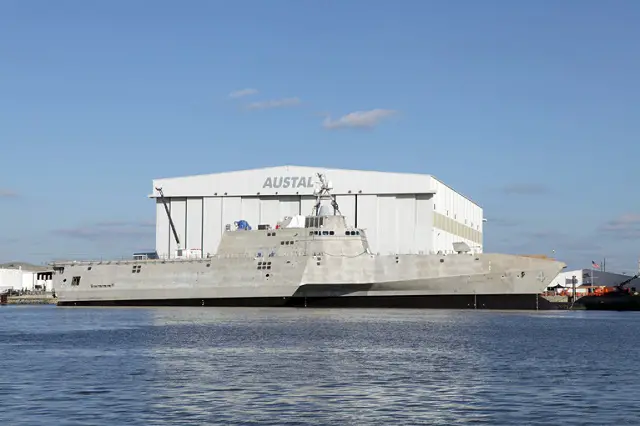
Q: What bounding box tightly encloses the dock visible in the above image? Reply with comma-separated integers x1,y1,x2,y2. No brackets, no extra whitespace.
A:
3,294,57,305
540,294,586,310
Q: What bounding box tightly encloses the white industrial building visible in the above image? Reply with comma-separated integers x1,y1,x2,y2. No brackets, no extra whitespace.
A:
547,268,639,290
0,263,53,293
151,165,484,259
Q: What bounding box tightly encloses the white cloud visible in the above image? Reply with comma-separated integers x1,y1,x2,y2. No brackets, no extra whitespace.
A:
0,189,18,198
600,213,640,237
501,183,551,195
246,97,301,110
228,88,258,99
322,109,396,129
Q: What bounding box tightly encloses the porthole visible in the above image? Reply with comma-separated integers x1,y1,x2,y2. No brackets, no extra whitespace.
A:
329,231,334,235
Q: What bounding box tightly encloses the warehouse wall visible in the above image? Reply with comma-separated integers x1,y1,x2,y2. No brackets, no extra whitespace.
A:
0,269,45,292
186,198,203,251
156,193,438,258
430,177,483,254
153,167,483,258
202,197,222,256
153,165,437,198
548,269,639,289
156,199,170,257
169,198,186,256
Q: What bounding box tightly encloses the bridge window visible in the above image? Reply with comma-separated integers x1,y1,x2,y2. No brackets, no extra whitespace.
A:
305,217,325,228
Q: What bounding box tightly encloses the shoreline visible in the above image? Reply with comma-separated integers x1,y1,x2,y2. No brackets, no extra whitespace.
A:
4,295,57,305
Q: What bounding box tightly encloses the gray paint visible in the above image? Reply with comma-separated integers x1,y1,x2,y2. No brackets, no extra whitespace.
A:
52,214,565,304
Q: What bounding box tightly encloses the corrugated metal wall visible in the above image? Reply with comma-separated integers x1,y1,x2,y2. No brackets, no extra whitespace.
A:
153,170,482,258
202,197,222,257
186,198,203,251
430,178,483,254
169,198,186,255
156,200,170,257
156,193,442,258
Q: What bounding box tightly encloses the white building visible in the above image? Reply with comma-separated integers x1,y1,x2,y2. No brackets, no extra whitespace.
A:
547,268,639,293
151,165,484,259
0,263,54,293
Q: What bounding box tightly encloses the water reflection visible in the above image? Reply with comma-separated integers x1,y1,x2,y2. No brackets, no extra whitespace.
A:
1,306,640,425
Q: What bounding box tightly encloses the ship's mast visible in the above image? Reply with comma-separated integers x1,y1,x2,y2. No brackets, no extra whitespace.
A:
155,187,181,250
312,173,341,216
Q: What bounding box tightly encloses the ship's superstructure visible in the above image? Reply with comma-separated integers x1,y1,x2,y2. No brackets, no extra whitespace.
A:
51,173,566,309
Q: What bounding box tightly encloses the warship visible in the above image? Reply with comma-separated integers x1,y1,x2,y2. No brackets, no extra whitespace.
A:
51,173,566,309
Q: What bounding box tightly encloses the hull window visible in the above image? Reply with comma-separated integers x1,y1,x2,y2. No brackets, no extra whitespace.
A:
71,276,81,286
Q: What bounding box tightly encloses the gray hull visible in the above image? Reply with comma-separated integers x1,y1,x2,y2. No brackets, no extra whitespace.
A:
52,253,565,309
52,211,565,310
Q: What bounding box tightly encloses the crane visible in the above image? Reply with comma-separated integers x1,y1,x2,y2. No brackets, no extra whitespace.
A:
155,187,182,253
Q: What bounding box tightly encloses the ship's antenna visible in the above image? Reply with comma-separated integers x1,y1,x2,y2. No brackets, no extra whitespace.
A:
155,187,181,250
312,172,341,216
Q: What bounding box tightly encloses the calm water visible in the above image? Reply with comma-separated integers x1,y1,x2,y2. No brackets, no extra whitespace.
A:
1,306,639,425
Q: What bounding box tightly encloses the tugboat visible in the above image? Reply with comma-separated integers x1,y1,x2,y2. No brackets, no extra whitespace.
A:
578,273,640,311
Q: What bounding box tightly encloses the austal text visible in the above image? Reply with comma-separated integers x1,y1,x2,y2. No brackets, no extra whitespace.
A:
262,176,314,189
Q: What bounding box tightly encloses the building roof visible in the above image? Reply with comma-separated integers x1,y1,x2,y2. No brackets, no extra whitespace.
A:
150,165,439,198
0,262,52,272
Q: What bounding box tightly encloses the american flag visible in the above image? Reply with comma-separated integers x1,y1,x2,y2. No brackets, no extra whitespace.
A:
592,261,600,269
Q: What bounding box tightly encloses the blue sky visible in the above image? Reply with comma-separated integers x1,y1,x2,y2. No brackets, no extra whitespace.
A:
1,0,639,273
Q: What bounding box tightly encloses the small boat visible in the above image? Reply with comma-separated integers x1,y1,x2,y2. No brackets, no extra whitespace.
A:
578,274,640,311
